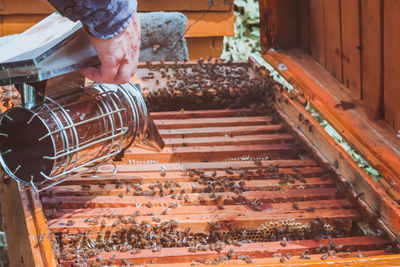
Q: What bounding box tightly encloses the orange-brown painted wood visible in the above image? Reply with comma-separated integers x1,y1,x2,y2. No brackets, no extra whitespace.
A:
341,0,361,98
309,0,326,66
260,0,400,129
43,177,334,197
263,50,400,194
58,236,388,266
150,108,259,120
42,187,344,209
46,199,352,219
144,251,398,267
360,0,383,119
158,124,283,138
324,0,342,82
154,116,273,129
161,134,294,147
269,80,400,242
48,208,358,234
383,0,400,130
186,36,224,60
0,179,56,267
258,0,299,53
123,144,301,163
0,0,233,15
298,0,311,53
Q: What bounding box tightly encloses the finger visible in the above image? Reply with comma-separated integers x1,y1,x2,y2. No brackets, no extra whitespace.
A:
80,64,119,83
114,59,133,84
79,67,102,82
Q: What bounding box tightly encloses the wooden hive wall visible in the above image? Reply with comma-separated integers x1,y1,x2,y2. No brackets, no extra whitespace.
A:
0,0,234,59
259,0,400,202
260,0,400,131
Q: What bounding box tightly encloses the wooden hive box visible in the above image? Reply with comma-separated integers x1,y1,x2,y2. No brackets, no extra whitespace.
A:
1,0,400,266
0,0,234,59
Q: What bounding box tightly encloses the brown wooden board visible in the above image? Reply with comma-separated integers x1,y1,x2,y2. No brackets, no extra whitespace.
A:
271,85,400,242
309,0,326,66
3,59,400,266
258,0,300,53
298,0,311,53
324,0,342,82
341,0,361,98
263,49,400,193
360,0,383,119
383,0,400,130
0,0,233,14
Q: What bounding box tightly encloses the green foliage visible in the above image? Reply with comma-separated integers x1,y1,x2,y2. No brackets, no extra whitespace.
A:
306,104,381,182
221,0,261,60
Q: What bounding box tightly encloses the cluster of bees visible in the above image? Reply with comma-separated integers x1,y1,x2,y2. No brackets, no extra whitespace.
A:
43,60,394,265
48,162,355,265
142,58,275,112
52,214,352,264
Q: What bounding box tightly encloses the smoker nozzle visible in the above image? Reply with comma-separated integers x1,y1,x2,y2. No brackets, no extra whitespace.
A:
0,83,164,188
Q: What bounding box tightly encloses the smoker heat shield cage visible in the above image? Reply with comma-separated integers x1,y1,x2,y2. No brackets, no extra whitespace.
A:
0,83,165,190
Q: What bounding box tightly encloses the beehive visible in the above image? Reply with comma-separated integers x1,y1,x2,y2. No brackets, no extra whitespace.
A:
2,1,400,266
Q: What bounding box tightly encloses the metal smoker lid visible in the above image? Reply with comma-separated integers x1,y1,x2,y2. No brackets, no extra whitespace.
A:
0,13,100,86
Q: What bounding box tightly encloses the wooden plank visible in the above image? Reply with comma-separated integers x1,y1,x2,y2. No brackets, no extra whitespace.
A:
124,144,301,163
58,236,388,265
262,50,400,193
138,0,234,12
29,190,57,267
41,187,343,209
298,0,311,53
309,0,326,66
258,0,299,51
184,11,234,38
324,0,342,81
48,208,358,234
186,36,224,60
0,0,54,15
0,11,234,37
0,0,233,14
150,109,260,120
269,82,400,242
158,124,283,138
46,199,352,219
0,180,49,266
1,14,45,35
383,0,400,129
154,116,273,129
43,177,334,197
360,0,383,119
63,166,326,185
162,134,294,147
95,159,320,173
341,0,362,98
145,251,397,267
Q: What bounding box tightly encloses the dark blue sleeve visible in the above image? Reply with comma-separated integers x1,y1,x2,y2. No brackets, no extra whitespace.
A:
48,0,137,39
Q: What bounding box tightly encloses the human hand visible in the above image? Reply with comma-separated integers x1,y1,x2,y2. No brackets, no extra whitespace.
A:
80,13,140,84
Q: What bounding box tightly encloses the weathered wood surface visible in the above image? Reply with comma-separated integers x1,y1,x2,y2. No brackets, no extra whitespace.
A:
271,83,400,243
3,59,399,265
261,0,400,128
0,179,56,267
263,50,400,195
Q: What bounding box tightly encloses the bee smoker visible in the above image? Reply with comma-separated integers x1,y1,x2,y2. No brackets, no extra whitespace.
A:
0,13,164,190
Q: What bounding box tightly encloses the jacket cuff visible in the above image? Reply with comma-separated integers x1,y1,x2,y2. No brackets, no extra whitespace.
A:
48,0,137,39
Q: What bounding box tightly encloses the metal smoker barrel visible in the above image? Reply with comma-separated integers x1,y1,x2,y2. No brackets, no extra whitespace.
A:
0,83,164,189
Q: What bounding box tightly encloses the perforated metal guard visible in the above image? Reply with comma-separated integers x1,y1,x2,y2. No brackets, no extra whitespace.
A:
0,83,164,191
